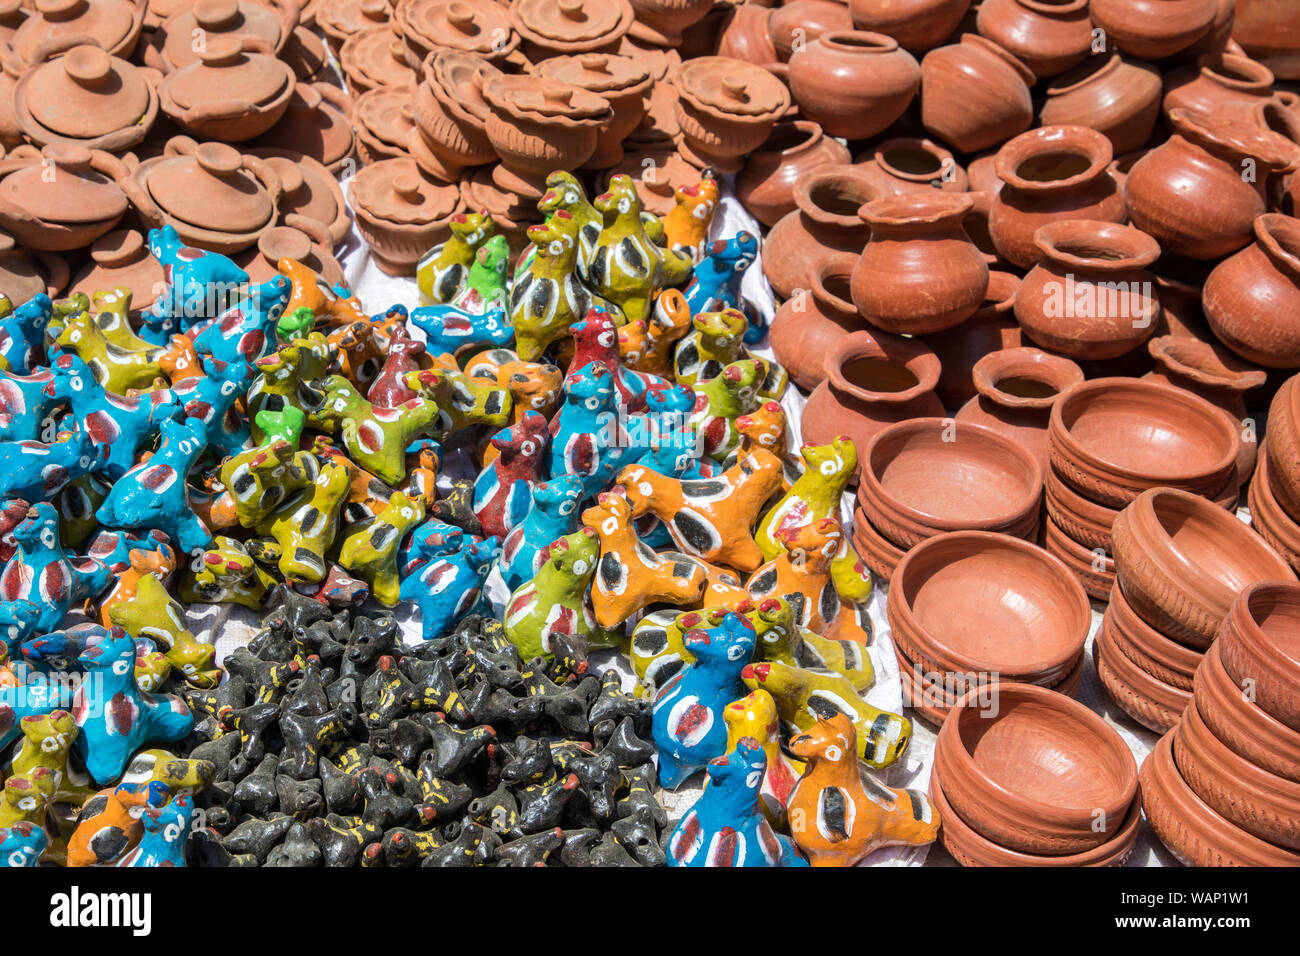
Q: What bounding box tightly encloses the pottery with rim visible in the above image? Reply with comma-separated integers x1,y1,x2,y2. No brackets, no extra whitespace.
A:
1089,0,1220,60
411,49,499,180
1045,512,1116,601
627,0,712,47
920,33,1035,154
69,229,166,308
537,53,651,169
1162,52,1276,120
249,147,351,248
975,0,1091,78
1039,52,1163,156
339,24,419,92
511,0,633,61
1232,0,1300,81
673,55,790,174
855,137,968,194
0,233,66,300
318,0,390,51
1250,446,1300,576
354,83,417,164
1044,465,1120,551
768,252,861,392
1095,617,1189,731
923,271,1022,408
735,120,852,228
158,36,295,142
848,0,972,54
788,30,921,141
150,0,296,72
1217,580,1300,732
252,80,355,175
852,503,908,581
1105,582,1202,692
1203,213,1300,369
11,0,144,65
769,0,853,61
396,0,519,69
237,220,344,287
349,156,464,275
714,1,776,66
1265,374,1300,518
1196,639,1300,783
0,142,127,250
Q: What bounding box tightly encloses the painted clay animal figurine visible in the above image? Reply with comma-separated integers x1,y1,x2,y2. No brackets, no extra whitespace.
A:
787,708,941,866
54,288,167,394
749,596,873,692
474,412,548,540
191,275,291,371
498,474,584,593
279,258,367,331
218,439,316,528
725,688,804,828
748,517,849,636
325,318,387,394
0,503,112,633
179,537,277,608
549,361,641,501
683,232,761,342
0,766,55,828
0,366,58,442
108,573,221,687
529,171,604,275
398,534,499,642
0,821,47,866
366,326,427,408
675,307,788,400
403,360,511,436
509,211,591,362
157,333,204,387
566,307,660,411
95,541,179,626
446,233,511,315
635,382,712,486
336,491,427,606
619,289,693,378
469,355,563,465
410,304,513,359
0,427,108,503
144,225,249,342
663,174,720,262
691,359,766,462
169,353,253,458
504,528,614,663
65,779,170,866
117,792,194,867
417,210,495,305
0,294,53,373
398,517,466,576
247,331,331,443
316,375,440,485
251,458,351,584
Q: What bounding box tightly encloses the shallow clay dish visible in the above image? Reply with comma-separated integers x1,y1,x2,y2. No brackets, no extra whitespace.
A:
1217,580,1300,732
1094,623,1188,733
1248,448,1300,575
1103,583,1200,692
1044,466,1117,551
1043,514,1115,602
1196,640,1300,783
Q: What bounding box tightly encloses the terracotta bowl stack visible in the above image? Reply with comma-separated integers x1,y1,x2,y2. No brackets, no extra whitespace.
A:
1099,487,1296,734
1141,582,1300,866
887,531,1090,724
930,683,1141,867
1250,373,1300,575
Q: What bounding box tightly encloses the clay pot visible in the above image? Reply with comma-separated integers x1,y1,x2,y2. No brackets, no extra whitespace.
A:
956,347,1083,471
340,25,418,92
934,682,1137,855
974,0,1091,78
537,53,651,169
11,0,144,64
397,0,520,68
768,252,861,391
159,37,295,142
1203,214,1300,369
1265,374,1300,518
0,0,25,44
856,137,967,193
0,48,23,151
1044,463,1120,551
511,0,633,61
281,24,328,81
673,55,790,174
920,33,1034,154
354,84,416,165
1162,52,1276,120
1045,510,1116,601
852,192,989,335
848,0,972,54
1039,52,1163,157
714,2,776,66
768,0,852,60
70,229,166,307
852,503,908,581
1105,582,1202,691
1232,0,1300,80
249,147,350,247
800,329,946,481
1095,617,1189,730
1218,580,1300,732
0,143,126,250
1014,220,1162,361
318,0,390,51
151,0,295,72
349,157,464,275
238,222,343,287
923,271,1022,407
988,125,1125,270
251,81,355,175
735,120,851,227
0,233,66,300
1249,446,1300,574
1125,107,1298,261
788,30,920,140
626,0,711,47
601,146,697,217
411,50,498,180
1089,0,1220,60
1196,639,1300,783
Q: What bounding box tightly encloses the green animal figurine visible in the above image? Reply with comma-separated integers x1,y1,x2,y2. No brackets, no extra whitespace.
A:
316,375,441,485
674,307,788,400
248,331,332,443
108,574,222,687
509,211,590,362
691,359,766,462
503,528,616,663
417,210,496,305
250,458,352,584
336,491,427,606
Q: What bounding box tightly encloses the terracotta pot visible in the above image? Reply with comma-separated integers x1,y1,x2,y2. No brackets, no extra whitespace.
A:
340,25,418,93
396,0,519,68
461,166,531,260
537,53,651,169
1232,0,1300,81
151,0,295,72
852,192,989,335
1217,580,1300,732
600,146,698,217
159,36,295,142
920,33,1034,154
0,233,66,300
974,0,1091,78
0,48,23,151
282,23,327,81
673,55,789,174
1196,639,1300,783
354,83,416,165
411,50,498,180
1105,583,1202,691
1249,446,1300,575
768,0,852,60
1095,620,1188,730
0,143,127,251
768,252,861,391
735,120,851,227
251,81,355,175
1265,374,1300,518
237,221,343,287
11,0,144,64
0,0,25,44
69,228,166,309
988,125,1125,270
788,30,920,140
349,157,463,275
1203,213,1300,369
1153,273,1212,339
1045,511,1115,601
848,0,972,54
1163,52,1276,120
855,137,967,193
956,347,1083,471
852,503,907,580
318,0,390,52
801,329,945,482
627,0,711,47
1089,0,1219,60
246,147,349,248
511,0,633,61
1045,464,1119,550
714,2,776,66
1039,52,1163,156
923,271,1022,408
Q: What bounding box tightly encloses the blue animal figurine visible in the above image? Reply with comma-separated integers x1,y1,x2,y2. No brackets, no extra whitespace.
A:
666,737,808,867
0,600,41,652
171,354,254,457
409,305,513,359
83,528,173,574
118,793,193,867
0,821,47,866
71,626,193,786
682,233,762,343
473,411,548,540
548,361,640,501
0,671,75,748
398,535,500,643
0,366,58,442
396,519,464,578
143,226,249,343
0,502,113,633
0,294,53,373
498,474,584,592
0,427,107,502
192,275,290,372
638,381,713,481
652,609,757,789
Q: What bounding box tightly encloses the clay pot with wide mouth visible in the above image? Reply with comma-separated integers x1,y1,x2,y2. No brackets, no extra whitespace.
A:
1162,52,1276,120
537,53,651,169
349,156,464,275
13,43,158,152
988,125,1125,270
1105,582,1202,691
975,0,1091,78
1249,446,1300,575
1014,219,1162,361
848,0,972,54
768,0,853,61
340,25,419,92
1088,0,1220,61
353,83,416,164
1217,580,1300,732
0,143,127,250
1203,214,1300,369
1124,107,1299,261
411,49,498,180
0,233,67,300
788,31,920,141
1232,0,1300,81
11,0,144,65
800,329,945,482
920,33,1035,154
673,55,790,175
237,221,344,287
934,682,1137,855
511,0,633,61
852,502,908,581
956,347,1083,470
1196,638,1300,783
1039,52,1163,156
150,0,296,72
249,147,350,247
396,0,519,69
736,121,852,228
1266,374,1300,518
714,1,776,66
1045,511,1116,601
1094,617,1189,730
159,36,295,142
251,81,355,175
852,192,990,335
626,0,711,47
924,271,1023,408
69,228,166,308
318,0,390,52
855,137,968,194
769,252,862,391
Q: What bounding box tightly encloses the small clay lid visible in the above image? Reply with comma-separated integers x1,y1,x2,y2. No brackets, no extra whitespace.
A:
537,52,650,98
23,44,149,138
165,36,290,110
257,223,314,263
145,141,275,233
674,56,790,119
320,0,389,38
512,0,632,51
356,84,416,148
425,48,496,124
162,0,285,69
351,156,459,224
89,227,148,265
402,0,513,57
15,0,139,62
344,25,418,86
0,143,127,223
253,82,355,169
253,151,340,229
484,74,610,123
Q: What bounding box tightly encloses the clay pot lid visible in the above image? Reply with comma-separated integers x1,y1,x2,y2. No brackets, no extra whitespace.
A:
1170,106,1300,170
512,0,632,50
403,0,512,56
345,25,417,86
484,74,610,123
253,151,334,223
164,37,291,110
146,142,274,233
356,84,416,146
424,49,497,123
352,157,458,224
22,43,149,138
537,52,650,98
675,56,789,119
973,347,1084,411
320,0,389,36
0,143,127,223
16,0,138,61
1033,219,1161,273
88,227,149,265
859,190,973,229
163,0,285,68
256,223,314,263
1148,334,1267,393
617,34,677,81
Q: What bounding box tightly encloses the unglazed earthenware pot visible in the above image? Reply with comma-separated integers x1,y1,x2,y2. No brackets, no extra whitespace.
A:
1229,0,1300,80
735,120,852,227
70,229,166,308
1248,447,1300,575
672,55,790,174
158,36,295,141
150,0,296,72
848,0,972,54
1095,618,1188,731
411,50,499,180
396,0,519,68
252,81,356,174
1217,580,1300,732
920,33,1034,154
855,137,967,194
1265,374,1300,518
1104,583,1202,692
788,30,920,140
1038,52,1163,156
1162,52,1276,121
511,0,633,61
537,53,651,168
1088,0,1220,61
0,142,128,250
1203,214,1300,369
339,25,418,92
12,0,145,64
348,156,463,275
923,270,1022,408
974,0,1091,78
768,0,852,60
768,252,862,391
1195,639,1300,783
626,0,712,46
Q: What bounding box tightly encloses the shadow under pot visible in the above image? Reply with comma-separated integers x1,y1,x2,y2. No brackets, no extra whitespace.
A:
1203,213,1300,369
1038,52,1163,157
923,270,1022,408
768,252,862,392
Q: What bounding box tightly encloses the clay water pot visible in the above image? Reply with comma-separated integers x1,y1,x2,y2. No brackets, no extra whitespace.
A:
0,143,127,250
511,0,633,61
350,157,464,275
920,34,1035,154
714,1,776,66
1038,52,1163,156
1105,582,1202,691
924,272,1022,408
1230,0,1300,81
1248,446,1300,574
974,0,1091,78
11,0,144,64
537,53,651,169
318,0,390,52
768,0,852,60
397,0,520,68
1265,374,1300,518
1124,108,1299,261
484,76,610,199
252,81,355,175
852,192,989,335
1203,214,1300,369
411,50,498,180
152,0,295,72
800,330,945,481
672,55,790,174
1162,52,1276,121
735,120,852,227
1196,639,1300,783
1089,0,1220,60
856,137,967,194
1217,580,1300,732
159,37,295,142
956,347,1083,470
768,252,861,391
848,0,972,54
934,682,1137,855
626,0,712,47
340,25,419,92
988,125,1125,270
70,229,166,307
788,31,920,140
0,233,65,300
354,84,417,164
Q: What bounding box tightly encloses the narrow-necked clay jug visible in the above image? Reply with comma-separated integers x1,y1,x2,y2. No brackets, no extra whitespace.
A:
736,120,852,227
1162,53,1276,121
975,0,1091,78
1039,52,1163,156
920,34,1034,154
1203,213,1300,368
848,0,972,54
1089,0,1220,60
923,270,1022,407
769,252,862,391
788,30,921,140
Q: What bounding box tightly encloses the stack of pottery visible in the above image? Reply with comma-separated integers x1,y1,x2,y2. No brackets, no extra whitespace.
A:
1251,373,1300,574
931,683,1141,866
1141,582,1300,866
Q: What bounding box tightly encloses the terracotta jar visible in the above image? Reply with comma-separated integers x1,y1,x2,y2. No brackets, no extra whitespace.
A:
1233,0,1300,81
975,0,1091,79
956,347,1083,470
248,147,350,247
989,125,1125,270
511,0,633,61
251,81,355,174
924,270,1022,407
340,25,418,92
1163,52,1276,120
1089,0,1220,60
0,0,25,45
237,222,343,286
788,31,920,140
768,0,848,60
159,37,295,142
151,0,296,72
769,252,861,391
1218,580,1300,732
69,229,166,307
350,157,463,275
1015,220,1162,361
801,330,946,482
396,0,519,69
1039,52,1163,156
920,34,1034,154
0,233,65,300
852,192,990,335
411,49,498,180
714,1,776,66
537,53,651,169
354,83,416,165
1125,108,1298,261
11,0,144,64
626,0,712,47
0,143,126,250
848,0,972,54
318,0,390,52
1202,213,1300,368
856,137,968,193
735,120,851,227
673,55,789,174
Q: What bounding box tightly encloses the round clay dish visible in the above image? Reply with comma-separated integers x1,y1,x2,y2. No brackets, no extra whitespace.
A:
1104,583,1201,692
1094,623,1188,733
1043,513,1115,603
1217,580,1300,732
1195,640,1300,783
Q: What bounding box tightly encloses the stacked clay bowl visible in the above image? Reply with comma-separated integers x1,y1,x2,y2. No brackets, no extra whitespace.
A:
930,684,1141,867
1140,583,1300,866
1046,378,1242,600
1252,373,1300,575
888,531,1090,724
1099,488,1296,733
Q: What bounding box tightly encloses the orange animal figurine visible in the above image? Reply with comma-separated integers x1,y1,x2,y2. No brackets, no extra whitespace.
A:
746,517,842,635
326,321,385,393
158,334,204,387
281,257,368,329
619,288,693,377
663,174,720,261
95,544,179,627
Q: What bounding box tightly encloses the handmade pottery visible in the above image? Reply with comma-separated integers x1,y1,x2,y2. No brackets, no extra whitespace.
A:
609,148,708,221
1089,0,1220,60
735,121,851,228
975,0,1091,78
714,1,777,65
1038,52,1163,156
920,34,1035,154
1203,214,1300,369
848,0,972,53
349,158,463,275
13,44,157,152
627,0,711,46
1197,639,1300,782
769,253,862,392
411,49,498,180
252,81,356,175
69,230,166,308
672,55,790,174
768,0,852,60
150,0,295,71
397,0,519,67
591,176,694,325
1094,612,1189,730
1248,446,1300,574
923,271,1022,408
159,37,295,141
1105,582,1202,691
0,144,127,251
339,25,418,92
856,137,968,194
538,54,651,169
788,31,921,140
681,232,761,340
1266,374,1300,518
1232,0,1300,80
1217,580,1300,732
354,83,417,164
12,0,144,64
511,0,633,60
318,0,390,50
1163,52,1276,121
249,147,351,247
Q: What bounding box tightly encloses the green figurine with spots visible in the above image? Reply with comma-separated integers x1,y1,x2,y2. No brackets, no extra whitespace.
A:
253,406,306,446
417,210,496,305
276,306,316,342
447,234,511,314
247,331,332,444
250,458,352,584
690,358,766,462
50,294,164,394
315,375,441,485
336,491,427,606
219,439,317,528
508,211,591,362
179,536,278,609
674,307,788,400
403,361,510,436
747,596,873,692
109,574,222,688
503,528,617,664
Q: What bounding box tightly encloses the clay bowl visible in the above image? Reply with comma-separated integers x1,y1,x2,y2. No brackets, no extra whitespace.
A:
1139,730,1300,867
888,531,1089,686
1094,622,1189,733
929,756,1140,867
1195,640,1300,783
1043,513,1115,602
1045,466,1116,551
1217,580,1300,732
858,418,1043,549
1265,374,1300,519
934,682,1137,855
1111,487,1296,649
1103,583,1201,692
851,506,906,582
1248,447,1300,575
1049,378,1240,508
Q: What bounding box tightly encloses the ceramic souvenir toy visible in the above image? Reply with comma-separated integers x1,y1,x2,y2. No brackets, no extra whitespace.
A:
84,528,172,576
96,541,178,626
684,233,762,343
157,334,203,387
0,766,55,828
0,499,29,561
316,375,440,485
50,301,162,394
308,563,371,610
403,361,512,436
474,412,548,540
549,361,642,501
254,406,306,447
566,307,661,411
337,491,427,606
311,438,392,524
652,610,757,788
168,355,253,458
180,537,277,608
691,358,767,461
397,517,465,577
219,440,316,528
638,382,713,481
0,600,41,652
118,793,193,867
279,258,368,332
120,748,215,793
9,710,90,799
403,438,442,501
787,709,941,866
65,779,170,867
749,596,873,692
52,470,113,548
417,210,496,305
398,534,499,642
735,400,789,459
0,295,54,373
528,171,604,276
109,573,221,687
509,211,592,362
498,474,585,592
619,289,693,378
410,304,513,359
629,607,702,691
326,320,387,394
663,175,720,262
247,331,331,443
0,427,108,503
0,821,47,866
85,288,163,366
276,307,314,342
676,308,788,400
0,675,74,749
748,518,852,637
504,528,615,663
725,688,804,828
451,234,511,315
144,225,250,342
0,366,58,442
251,458,351,584
191,275,291,371
0,503,112,633
366,326,427,408
470,357,564,466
